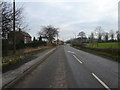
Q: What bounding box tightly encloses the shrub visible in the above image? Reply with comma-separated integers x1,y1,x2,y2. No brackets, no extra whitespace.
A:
16,41,47,49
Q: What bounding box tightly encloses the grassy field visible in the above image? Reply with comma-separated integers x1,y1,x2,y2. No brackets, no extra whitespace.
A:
72,42,119,61
85,42,119,48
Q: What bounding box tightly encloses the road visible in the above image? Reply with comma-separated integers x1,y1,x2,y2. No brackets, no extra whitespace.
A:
13,45,118,89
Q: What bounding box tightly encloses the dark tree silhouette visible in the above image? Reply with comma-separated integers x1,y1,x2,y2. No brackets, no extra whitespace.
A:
104,32,109,42
38,35,42,42
33,37,36,41
78,31,86,38
116,30,120,42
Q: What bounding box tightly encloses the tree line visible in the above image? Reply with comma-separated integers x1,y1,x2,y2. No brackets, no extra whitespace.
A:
66,26,120,44
77,26,119,42
89,26,120,43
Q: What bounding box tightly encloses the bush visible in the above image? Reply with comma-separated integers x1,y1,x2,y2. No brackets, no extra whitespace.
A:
16,41,47,49
2,39,9,56
52,43,57,46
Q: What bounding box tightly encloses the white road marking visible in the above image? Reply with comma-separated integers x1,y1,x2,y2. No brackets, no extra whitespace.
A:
73,55,82,64
67,51,75,54
92,73,111,90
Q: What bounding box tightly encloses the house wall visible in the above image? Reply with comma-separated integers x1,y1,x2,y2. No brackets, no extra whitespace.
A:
24,36,31,43
8,31,31,45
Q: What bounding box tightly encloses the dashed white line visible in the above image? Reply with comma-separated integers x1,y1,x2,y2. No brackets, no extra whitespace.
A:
92,73,111,90
73,55,82,64
67,51,75,54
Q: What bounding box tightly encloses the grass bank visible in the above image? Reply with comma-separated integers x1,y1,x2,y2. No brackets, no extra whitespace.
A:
73,46,119,62
86,42,119,48
2,46,53,67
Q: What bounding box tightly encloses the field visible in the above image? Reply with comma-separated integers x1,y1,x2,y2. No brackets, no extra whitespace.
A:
85,42,119,48
73,42,120,61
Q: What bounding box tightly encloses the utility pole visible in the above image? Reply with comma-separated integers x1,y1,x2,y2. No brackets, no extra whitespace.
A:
13,0,16,54
57,33,58,45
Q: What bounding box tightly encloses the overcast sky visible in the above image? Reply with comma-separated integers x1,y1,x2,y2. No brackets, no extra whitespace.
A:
15,0,119,41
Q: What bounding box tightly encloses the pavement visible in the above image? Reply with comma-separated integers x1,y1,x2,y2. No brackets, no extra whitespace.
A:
9,45,119,89
2,47,56,88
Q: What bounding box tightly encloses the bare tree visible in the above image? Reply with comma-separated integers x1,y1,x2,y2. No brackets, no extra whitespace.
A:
94,26,104,43
1,1,27,55
38,25,59,45
89,32,94,46
0,1,26,39
94,26,104,47
90,32,94,42
0,2,12,39
104,32,109,42
109,30,114,41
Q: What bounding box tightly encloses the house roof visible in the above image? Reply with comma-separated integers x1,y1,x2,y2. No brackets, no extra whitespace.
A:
21,31,31,37
9,31,31,38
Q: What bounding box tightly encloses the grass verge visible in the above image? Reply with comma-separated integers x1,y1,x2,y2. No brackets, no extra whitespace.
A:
73,46,119,62
2,46,53,67
85,42,119,48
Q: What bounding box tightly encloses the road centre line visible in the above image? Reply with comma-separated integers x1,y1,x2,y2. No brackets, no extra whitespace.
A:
92,73,111,90
73,55,82,64
67,51,75,54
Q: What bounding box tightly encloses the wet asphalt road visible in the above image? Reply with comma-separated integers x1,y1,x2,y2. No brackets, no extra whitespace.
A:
13,45,118,89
